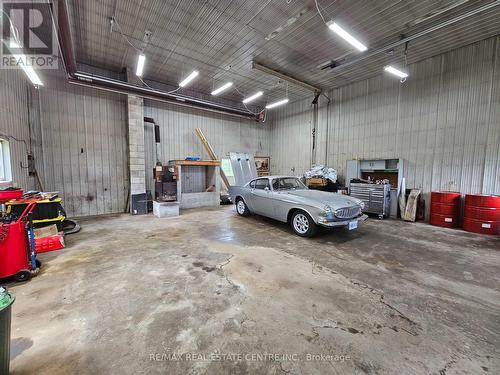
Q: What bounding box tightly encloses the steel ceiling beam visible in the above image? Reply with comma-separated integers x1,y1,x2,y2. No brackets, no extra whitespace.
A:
330,0,500,72
56,0,77,76
252,62,321,94
70,73,259,120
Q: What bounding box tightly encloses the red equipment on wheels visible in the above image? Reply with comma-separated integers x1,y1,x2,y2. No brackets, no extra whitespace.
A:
0,189,41,282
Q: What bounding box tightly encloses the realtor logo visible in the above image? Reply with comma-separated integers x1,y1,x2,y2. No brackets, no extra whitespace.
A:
1,0,58,69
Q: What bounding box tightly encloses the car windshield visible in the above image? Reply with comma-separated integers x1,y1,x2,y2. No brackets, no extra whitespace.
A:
272,178,307,191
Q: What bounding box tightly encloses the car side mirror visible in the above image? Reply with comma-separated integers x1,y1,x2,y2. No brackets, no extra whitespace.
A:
264,186,270,191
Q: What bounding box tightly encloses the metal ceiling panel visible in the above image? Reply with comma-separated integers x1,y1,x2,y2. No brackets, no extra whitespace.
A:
67,0,500,105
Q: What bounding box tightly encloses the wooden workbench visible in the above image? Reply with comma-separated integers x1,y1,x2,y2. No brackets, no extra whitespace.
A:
168,160,221,209
169,160,221,167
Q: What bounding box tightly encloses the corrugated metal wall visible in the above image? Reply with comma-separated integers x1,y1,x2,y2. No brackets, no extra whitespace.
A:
2,67,271,217
482,37,500,195
144,100,270,160
0,69,37,190
269,99,314,176
38,72,129,217
144,100,270,193
4,36,498,218
271,36,500,197
181,166,207,193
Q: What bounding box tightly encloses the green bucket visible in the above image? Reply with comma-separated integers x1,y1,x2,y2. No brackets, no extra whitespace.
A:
0,287,15,375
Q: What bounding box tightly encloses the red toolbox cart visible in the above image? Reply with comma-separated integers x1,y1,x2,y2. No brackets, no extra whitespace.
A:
0,189,41,281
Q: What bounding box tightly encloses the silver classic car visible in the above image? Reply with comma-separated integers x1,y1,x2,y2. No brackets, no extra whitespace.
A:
230,176,368,237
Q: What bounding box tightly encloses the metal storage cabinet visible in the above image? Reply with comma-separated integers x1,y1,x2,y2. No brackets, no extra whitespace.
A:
350,183,391,219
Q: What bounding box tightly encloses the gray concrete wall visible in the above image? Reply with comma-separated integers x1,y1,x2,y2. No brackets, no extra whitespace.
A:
270,36,500,197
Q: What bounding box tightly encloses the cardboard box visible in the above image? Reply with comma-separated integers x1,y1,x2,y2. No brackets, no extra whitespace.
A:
34,224,58,238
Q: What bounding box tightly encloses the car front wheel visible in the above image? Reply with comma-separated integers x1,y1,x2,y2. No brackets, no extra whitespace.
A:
236,198,250,216
291,210,317,237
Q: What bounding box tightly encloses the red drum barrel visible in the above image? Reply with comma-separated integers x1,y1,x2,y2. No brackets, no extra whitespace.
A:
463,194,500,235
429,191,461,228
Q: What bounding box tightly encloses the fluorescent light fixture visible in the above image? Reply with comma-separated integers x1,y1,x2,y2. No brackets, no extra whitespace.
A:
327,21,368,52
211,82,233,96
242,91,263,104
8,41,43,86
266,98,289,109
15,57,44,86
136,54,146,77
179,70,199,87
384,65,408,79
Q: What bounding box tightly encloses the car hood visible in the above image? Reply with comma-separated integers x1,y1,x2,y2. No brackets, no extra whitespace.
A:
280,190,362,209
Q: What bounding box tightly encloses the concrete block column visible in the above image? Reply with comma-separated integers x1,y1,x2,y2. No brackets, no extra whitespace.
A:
127,94,147,214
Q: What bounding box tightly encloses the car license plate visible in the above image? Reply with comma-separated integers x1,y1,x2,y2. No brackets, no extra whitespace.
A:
348,221,358,230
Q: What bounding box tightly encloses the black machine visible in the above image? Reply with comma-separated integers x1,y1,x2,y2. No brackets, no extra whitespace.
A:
154,165,178,202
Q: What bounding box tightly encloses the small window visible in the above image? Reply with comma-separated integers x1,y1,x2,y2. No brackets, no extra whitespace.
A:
254,179,270,190
249,180,256,189
272,179,280,190
272,178,307,191
221,158,234,177
0,139,12,183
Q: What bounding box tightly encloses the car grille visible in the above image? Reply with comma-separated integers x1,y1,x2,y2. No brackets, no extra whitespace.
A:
335,206,361,219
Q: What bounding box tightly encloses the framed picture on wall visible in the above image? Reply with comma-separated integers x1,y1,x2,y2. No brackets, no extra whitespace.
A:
255,156,270,176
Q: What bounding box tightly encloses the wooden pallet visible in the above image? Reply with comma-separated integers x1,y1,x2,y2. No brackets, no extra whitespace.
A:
305,178,328,186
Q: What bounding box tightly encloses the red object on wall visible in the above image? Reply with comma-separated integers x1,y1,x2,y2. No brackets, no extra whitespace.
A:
35,233,65,254
430,191,461,228
463,194,500,235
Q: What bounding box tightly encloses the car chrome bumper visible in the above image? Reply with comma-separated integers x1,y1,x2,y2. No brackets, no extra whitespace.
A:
317,214,368,228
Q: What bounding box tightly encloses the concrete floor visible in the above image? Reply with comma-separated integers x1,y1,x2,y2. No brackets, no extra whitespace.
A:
6,206,500,374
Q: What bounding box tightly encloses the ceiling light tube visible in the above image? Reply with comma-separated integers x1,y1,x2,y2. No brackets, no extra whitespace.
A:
17,61,43,86
136,54,146,77
211,82,233,96
179,70,199,87
327,21,368,52
266,98,289,109
242,91,263,104
7,41,43,86
384,65,408,79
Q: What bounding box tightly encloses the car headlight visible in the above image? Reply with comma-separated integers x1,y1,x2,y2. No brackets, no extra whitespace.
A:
322,205,335,217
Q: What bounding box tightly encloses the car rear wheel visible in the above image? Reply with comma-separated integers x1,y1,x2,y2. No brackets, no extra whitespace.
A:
291,211,317,237
236,198,250,216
